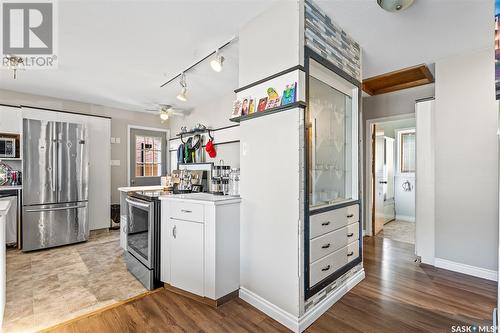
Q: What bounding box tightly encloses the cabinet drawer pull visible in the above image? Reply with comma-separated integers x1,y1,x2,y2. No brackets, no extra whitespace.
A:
347,233,354,237
172,225,177,239
181,209,192,213
321,243,331,249
347,214,354,218
321,265,331,272
321,221,330,226
347,251,354,257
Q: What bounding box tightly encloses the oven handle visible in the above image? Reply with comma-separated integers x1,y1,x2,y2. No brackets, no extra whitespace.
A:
126,197,151,208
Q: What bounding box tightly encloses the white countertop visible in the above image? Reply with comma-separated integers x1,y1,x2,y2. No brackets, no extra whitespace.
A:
0,185,22,191
159,192,241,205
117,185,164,192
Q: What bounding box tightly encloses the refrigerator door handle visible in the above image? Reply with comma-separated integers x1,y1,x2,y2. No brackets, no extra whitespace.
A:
57,130,62,193
51,123,57,193
24,204,87,213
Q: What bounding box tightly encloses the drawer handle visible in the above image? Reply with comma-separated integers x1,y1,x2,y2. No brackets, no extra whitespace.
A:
347,251,354,257
181,209,192,213
347,214,354,218
347,233,354,237
321,243,331,249
321,221,330,226
321,265,331,272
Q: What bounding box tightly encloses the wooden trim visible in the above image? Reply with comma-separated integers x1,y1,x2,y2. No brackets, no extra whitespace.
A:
234,65,305,93
163,284,239,308
371,124,376,237
38,289,162,333
363,64,434,96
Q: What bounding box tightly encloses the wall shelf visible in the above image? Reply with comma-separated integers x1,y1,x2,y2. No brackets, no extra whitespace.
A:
229,101,306,123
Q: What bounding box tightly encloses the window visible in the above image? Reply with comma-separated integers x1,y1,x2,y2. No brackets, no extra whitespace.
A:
135,136,162,177
399,130,416,173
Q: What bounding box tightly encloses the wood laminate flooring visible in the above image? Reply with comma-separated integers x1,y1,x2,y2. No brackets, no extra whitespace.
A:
43,237,496,333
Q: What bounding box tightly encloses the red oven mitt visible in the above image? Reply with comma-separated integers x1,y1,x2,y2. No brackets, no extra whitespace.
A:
205,139,217,158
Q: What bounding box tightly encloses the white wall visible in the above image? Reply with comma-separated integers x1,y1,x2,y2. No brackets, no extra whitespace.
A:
394,128,416,222
0,88,163,204
434,48,498,271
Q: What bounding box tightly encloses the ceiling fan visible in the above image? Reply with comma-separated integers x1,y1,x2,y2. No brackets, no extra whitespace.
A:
144,104,191,122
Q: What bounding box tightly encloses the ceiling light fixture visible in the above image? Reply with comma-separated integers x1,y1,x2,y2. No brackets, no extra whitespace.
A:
160,110,169,121
4,55,25,79
176,72,188,102
210,49,224,72
377,0,414,12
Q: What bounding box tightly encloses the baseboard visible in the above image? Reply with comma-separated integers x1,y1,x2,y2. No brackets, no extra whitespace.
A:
434,258,498,281
239,269,365,333
395,215,415,222
239,288,300,332
298,269,365,332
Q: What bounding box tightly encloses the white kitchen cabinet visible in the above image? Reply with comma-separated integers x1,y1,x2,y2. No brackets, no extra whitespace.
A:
170,218,204,295
0,106,22,134
160,194,241,303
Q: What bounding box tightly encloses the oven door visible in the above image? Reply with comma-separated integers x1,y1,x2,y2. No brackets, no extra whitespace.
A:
126,197,154,268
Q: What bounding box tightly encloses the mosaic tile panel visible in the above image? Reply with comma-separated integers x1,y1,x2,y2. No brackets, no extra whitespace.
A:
305,0,361,81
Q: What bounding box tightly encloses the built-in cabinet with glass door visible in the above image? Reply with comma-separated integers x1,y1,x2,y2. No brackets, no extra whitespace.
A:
304,50,362,299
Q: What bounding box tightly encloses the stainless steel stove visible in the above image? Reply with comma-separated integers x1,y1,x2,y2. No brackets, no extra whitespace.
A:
124,190,168,290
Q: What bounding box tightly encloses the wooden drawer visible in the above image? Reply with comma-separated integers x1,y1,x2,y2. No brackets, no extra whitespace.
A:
347,222,359,245
310,246,348,287
347,240,359,263
310,204,359,239
170,201,204,223
310,226,348,263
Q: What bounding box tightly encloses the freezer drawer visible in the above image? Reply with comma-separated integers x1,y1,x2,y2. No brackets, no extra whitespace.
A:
22,201,89,251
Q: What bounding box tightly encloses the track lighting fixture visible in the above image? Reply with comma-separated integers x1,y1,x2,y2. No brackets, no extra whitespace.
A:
176,72,188,102
210,49,224,72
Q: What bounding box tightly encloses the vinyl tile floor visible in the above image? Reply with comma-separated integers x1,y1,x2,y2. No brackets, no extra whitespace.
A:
378,220,415,244
2,229,146,333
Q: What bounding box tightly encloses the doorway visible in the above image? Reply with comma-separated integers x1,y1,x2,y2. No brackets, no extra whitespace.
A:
367,116,416,244
128,126,169,186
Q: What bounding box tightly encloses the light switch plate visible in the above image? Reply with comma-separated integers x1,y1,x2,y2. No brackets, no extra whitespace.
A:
111,160,121,166
115,137,121,144
110,137,116,144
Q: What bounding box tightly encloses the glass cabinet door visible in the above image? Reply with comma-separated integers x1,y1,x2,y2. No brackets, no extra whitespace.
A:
308,59,359,209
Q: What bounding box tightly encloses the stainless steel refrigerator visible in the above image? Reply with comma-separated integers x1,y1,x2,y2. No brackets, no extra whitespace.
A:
22,119,89,251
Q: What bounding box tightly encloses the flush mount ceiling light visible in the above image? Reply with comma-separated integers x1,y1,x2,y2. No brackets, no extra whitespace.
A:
377,0,415,12
210,49,224,72
176,72,188,102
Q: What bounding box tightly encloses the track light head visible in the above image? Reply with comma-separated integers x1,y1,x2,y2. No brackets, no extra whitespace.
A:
176,72,188,102
210,50,224,72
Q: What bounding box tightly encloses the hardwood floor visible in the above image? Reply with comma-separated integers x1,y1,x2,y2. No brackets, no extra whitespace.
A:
43,237,496,333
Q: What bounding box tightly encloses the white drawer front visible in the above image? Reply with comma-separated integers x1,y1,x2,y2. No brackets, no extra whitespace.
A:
310,204,359,239
310,226,348,263
347,222,359,245
346,204,359,224
347,240,359,263
310,208,347,239
170,201,204,223
310,246,348,286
